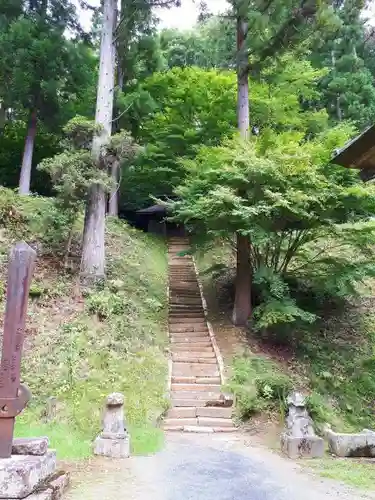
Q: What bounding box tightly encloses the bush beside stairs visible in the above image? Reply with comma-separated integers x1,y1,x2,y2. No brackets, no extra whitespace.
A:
164,237,236,433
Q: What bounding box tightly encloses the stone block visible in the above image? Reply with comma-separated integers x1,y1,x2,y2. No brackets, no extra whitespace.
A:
326,429,375,457
0,451,56,499
93,436,130,459
27,490,53,500
49,473,70,500
281,434,324,459
12,438,49,457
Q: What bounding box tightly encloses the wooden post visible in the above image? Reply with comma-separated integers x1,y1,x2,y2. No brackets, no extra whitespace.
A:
0,242,36,458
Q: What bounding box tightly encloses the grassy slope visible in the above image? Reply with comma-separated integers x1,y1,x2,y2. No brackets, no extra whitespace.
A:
0,189,168,459
196,243,375,491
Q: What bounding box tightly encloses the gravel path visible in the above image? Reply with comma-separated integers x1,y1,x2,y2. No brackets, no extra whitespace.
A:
65,432,374,500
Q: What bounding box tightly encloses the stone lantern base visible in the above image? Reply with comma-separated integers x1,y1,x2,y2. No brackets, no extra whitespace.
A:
0,438,69,499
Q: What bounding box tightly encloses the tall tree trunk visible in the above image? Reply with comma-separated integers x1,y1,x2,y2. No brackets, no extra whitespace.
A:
232,16,252,326
0,102,6,134
80,0,116,283
108,5,121,217
108,159,119,216
19,110,37,195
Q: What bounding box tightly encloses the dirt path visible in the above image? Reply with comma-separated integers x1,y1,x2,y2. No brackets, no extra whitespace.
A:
65,432,374,500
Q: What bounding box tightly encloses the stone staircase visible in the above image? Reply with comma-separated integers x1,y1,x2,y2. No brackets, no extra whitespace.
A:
164,237,236,433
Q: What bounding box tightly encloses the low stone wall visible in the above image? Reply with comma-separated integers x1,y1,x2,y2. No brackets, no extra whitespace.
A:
326,428,375,458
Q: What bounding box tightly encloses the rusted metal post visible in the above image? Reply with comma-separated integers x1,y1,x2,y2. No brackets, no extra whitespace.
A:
0,242,36,458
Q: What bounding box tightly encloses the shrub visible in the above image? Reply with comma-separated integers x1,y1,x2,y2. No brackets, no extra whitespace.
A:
229,355,292,419
86,290,129,320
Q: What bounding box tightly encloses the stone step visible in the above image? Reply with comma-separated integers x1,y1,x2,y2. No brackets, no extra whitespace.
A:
171,383,220,392
169,319,207,326
197,417,234,428
170,338,211,345
172,362,219,377
169,310,205,314
171,376,221,384
165,426,237,433
169,304,203,310
169,314,205,319
166,406,232,420
169,294,201,299
171,345,213,353
169,325,209,333
172,354,217,363
172,351,215,359
196,407,233,418
170,331,209,337
171,391,220,400
167,407,197,419
164,417,198,427
172,398,211,407
169,290,202,301
169,298,202,304
170,337,211,344
170,322,207,329
169,308,204,312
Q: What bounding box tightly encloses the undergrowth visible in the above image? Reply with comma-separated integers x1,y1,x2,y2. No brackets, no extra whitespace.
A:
196,241,375,434
0,189,168,459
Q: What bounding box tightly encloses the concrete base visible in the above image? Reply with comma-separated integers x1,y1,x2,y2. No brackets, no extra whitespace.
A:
281,434,324,459
0,451,56,499
327,429,375,457
93,435,130,459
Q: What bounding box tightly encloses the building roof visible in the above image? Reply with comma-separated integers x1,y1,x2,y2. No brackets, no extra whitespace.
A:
136,204,167,215
332,124,375,181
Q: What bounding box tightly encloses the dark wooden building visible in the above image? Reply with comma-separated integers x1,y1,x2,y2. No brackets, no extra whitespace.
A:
136,204,185,237
332,124,375,181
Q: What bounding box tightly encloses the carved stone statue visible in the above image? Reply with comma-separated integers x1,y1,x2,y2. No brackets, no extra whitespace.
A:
280,392,324,459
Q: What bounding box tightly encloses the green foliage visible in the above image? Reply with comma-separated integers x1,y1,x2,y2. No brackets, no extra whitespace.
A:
172,127,375,330
120,62,331,209
0,121,58,194
229,355,292,419
0,187,75,254
86,290,128,319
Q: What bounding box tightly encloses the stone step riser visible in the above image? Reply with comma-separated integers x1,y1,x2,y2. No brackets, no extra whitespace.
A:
170,338,212,344
169,316,205,319
172,352,215,359
164,417,234,428
170,326,209,333
166,407,233,419
171,346,213,353
171,376,221,384
171,384,220,392
172,366,219,377
172,356,217,364
171,391,220,400
170,331,209,337
169,321,207,326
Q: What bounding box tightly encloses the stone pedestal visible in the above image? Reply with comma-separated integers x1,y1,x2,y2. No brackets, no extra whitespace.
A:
280,392,324,459
94,393,130,459
281,435,325,459
326,428,375,457
0,452,56,499
0,438,69,500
